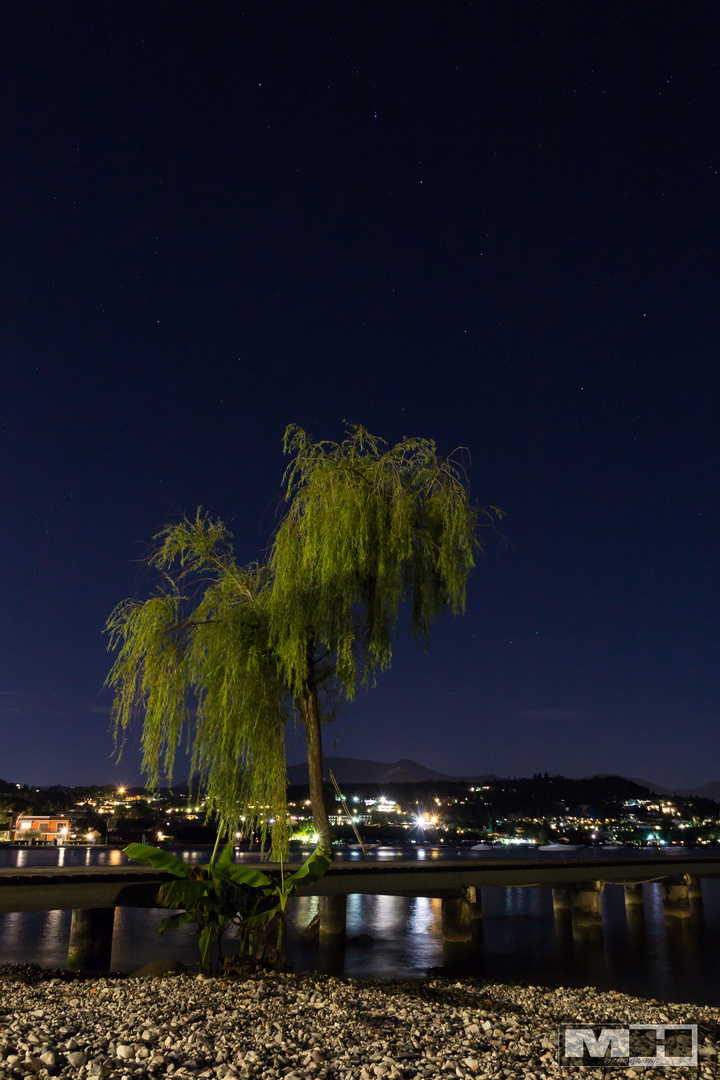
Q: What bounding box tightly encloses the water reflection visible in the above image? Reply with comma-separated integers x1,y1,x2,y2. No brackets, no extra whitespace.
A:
374,847,401,860
407,896,440,938
3,847,720,1002
40,910,65,955
289,894,319,930
112,906,203,971
345,893,363,935
0,910,71,968
362,894,406,937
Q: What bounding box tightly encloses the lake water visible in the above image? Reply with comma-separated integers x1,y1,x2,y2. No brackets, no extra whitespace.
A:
3,845,720,1006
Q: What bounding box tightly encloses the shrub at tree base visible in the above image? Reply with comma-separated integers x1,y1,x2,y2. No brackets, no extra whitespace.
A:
124,842,330,972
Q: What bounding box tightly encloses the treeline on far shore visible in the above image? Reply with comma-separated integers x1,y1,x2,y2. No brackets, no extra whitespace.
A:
3,773,720,848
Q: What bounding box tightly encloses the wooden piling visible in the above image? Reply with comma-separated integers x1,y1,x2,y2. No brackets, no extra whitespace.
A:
67,907,115,972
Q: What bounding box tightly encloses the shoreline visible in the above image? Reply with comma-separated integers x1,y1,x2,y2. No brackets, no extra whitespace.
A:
0,965,717,1078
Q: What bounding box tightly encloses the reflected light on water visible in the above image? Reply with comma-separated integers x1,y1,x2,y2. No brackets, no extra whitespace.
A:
643,883,672,979
289,895,319,928
408,896,441,938
503,886,535,916
362,894,406,936
0,910,71,968
40,910,65,954
112,907,202,971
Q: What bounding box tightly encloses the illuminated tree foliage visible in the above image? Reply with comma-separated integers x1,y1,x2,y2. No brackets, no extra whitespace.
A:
270,425,501,850
106,518,289,853
106,425,500,856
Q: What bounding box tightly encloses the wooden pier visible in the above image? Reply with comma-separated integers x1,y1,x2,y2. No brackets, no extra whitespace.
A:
2,854,719,971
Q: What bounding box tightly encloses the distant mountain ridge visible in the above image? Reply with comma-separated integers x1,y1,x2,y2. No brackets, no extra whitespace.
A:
2,767,717,800
284,759,720,799
286,756,499,785
628,777,720,802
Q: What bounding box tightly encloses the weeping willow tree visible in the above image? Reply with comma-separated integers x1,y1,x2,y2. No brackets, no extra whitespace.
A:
106,514,290,855
106,424,501,857
269,425,502,851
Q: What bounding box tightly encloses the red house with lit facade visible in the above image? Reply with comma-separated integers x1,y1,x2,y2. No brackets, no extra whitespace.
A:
12,815,71,844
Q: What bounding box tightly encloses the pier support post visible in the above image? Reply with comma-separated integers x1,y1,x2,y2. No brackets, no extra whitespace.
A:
624,883,646,943
552,887,572,919
663,874,691,917
68,907,115,972
318,894,346,947
316,895,347,976
624,883,644,908
441,887,482,944
442,887,482,970
688,875,704,917
568,880,604,941
551,887,573,951
662,874,703,919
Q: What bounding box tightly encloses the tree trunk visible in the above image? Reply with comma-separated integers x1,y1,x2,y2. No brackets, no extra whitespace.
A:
300,677,333,856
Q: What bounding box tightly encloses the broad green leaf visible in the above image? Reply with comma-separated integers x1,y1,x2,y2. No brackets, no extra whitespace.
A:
158,911,195,933
224,864,273,889
284,846,331,891
158,878,206,909
215,842,235,870
123,843,191,877
241,908,277,931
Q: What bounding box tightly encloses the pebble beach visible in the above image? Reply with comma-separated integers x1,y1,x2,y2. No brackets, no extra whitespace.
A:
1,964,719,1080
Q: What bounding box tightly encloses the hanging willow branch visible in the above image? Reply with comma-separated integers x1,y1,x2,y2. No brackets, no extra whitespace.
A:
106,511,289,855
270,423,503,701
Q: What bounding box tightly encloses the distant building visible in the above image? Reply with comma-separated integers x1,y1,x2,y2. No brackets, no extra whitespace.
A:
13,815,70,844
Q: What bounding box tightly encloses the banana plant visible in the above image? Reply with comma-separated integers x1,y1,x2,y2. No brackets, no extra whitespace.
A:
238,845,331,965
123,840,330,972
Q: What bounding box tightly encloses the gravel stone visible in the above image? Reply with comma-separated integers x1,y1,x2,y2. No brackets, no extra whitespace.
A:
0,965,716,1079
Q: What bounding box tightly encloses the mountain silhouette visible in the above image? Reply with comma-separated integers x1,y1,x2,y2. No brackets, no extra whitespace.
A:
287,756,499,785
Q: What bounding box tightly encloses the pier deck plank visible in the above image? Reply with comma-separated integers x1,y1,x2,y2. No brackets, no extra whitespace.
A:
2,855,720,912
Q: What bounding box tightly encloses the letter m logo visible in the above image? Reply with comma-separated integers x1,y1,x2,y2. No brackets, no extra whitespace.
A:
564,1027,630,1060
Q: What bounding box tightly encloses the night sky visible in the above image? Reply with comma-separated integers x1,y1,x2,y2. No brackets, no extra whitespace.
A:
2,4,719,791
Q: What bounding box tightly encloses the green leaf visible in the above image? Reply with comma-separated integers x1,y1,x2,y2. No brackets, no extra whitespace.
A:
224,864,274,889
158,878,206,909
158,911,195,933
241,908,277,931
215,842,235,870
123,843,191,877
283,846,331,892
198,924,215,971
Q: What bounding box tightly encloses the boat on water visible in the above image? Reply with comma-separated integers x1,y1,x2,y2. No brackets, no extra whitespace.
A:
537,842,580,851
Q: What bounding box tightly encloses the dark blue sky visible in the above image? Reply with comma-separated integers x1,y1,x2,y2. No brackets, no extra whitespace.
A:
2,3,718,789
